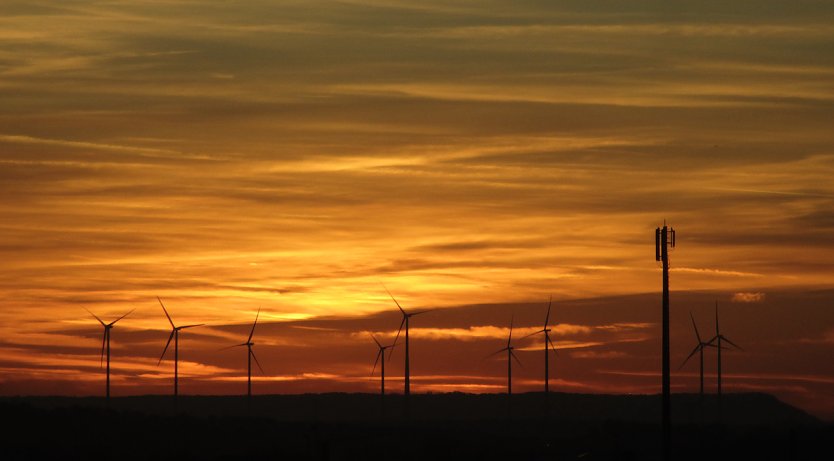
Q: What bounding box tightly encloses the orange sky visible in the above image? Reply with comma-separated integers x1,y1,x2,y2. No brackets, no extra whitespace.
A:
1,1,833,419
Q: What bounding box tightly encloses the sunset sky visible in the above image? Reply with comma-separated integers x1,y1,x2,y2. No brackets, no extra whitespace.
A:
1,1,833,419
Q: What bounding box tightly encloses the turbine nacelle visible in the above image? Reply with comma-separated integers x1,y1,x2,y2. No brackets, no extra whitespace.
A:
370,334,396,377
221,307,266,389
157,297,204,365
709,302,743,351
488,315,522,365
83,305,133,399
520,298,559,355
383,284,431,359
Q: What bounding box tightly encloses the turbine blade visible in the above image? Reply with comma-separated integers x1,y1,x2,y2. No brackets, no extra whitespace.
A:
371,334,382,348
158,330,175,365
715,301,720,335
84,307,106,326
179,324,205,329
250,349,265,374
219,343,248,351
520,329,546,340
690,311,701,343
158,297,175,329
510,349,523,368
381,283,406,314
721,336,743,351
547,334,558,355
544,295,552,328
507,314,514,348
486,347,509,359
248,307,260,343
409,309,434,316
110,308,135,326
389,316,406,362
372,349,382,376
678,344,701,370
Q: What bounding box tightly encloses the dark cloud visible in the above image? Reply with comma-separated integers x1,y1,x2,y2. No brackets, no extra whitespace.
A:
2,289,833,416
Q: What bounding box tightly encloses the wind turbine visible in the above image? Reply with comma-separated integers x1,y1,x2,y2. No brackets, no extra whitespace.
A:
226,308,264,399
371,334,395,397
679,311,716,396
384,285,430,397
85,307,134,404
522,296,558,393
157,297,204,399
708,301,742,396
489,314,522,396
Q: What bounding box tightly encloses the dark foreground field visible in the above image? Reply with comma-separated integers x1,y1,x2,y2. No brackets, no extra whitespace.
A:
1,392,829,460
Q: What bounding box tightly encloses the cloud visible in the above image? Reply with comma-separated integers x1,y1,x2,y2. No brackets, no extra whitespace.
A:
358,321,653,343
673,268,763,278
732,292,766,303
358,324,593,342
570,350,627,360
0,347,233,378
208,372,344,383
0,134,189,158
516,340,603,352
594,323,654,332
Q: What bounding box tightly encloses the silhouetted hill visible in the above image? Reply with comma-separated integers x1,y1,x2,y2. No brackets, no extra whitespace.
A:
4,391,818,425
1,393,828,460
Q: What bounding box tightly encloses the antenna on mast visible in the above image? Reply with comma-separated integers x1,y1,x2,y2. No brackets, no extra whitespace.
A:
656,222,676,461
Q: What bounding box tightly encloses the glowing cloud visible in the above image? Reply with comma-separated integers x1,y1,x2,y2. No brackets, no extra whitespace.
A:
732,292,766,303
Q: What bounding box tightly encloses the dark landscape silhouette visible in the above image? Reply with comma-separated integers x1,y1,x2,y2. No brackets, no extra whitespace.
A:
2,392,828,460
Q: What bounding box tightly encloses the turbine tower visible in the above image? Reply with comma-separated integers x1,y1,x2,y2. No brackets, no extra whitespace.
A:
489,315,522,396
85,307,134,405
227,308,264,400
522,296,558,394
384,285,430,399
157,297,204,400
655,222,675,461
708,301,742,397
679,311,715,396
371,334,395,397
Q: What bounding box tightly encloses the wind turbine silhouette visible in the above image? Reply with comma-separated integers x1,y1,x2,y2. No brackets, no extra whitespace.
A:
84,307,134,404
384,285,430,398
226,308,264,399
708,301,742,397
371,334,395,397
489,314,522,396
679,311,716,396
156,297,204,400
521,296,558,394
